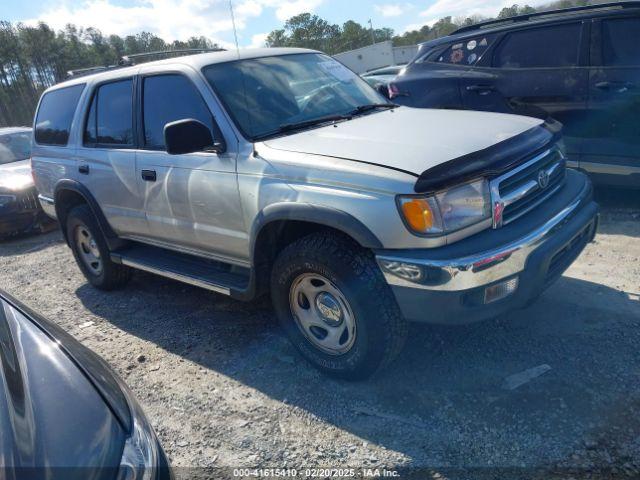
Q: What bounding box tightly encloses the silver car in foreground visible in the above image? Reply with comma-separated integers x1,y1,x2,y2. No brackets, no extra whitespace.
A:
32,48,598,379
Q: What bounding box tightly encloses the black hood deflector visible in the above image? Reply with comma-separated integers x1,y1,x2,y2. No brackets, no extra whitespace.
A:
414,119,562,193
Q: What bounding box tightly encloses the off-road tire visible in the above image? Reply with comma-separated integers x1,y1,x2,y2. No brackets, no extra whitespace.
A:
66,204,132,290
271,232,408,380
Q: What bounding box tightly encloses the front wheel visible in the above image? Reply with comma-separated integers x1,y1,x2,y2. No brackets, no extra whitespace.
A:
270,232,408,380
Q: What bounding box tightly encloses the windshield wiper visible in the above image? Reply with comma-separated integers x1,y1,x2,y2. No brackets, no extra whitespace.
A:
278,114,353,133
349,103,398,115
253,107,395,141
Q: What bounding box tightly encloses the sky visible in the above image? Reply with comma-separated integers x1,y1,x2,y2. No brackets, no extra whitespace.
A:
2,0,550,49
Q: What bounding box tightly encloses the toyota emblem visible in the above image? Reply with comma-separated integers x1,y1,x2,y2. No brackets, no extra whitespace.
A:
537,169,550,189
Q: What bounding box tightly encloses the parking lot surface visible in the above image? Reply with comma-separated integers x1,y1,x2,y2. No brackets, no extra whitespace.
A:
1,189,638,478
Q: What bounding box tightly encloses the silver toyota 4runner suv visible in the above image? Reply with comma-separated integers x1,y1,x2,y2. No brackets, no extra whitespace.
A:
32,48,599,379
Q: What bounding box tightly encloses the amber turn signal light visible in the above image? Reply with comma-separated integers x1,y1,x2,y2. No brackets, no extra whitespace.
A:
400,198,434,233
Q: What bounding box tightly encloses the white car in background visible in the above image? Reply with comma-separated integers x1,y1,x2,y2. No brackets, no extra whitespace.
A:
361,65,403,88
0,127,53,237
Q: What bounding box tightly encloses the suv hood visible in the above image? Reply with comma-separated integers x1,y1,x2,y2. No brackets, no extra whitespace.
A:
263,107,543,177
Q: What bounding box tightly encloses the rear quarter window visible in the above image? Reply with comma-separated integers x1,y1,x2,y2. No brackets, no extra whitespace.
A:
35,84,85,145
430,35,496,66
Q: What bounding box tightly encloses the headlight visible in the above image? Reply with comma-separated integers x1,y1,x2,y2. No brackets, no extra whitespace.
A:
0,174,33,191
398,179,490,235
116,397,159,480
0,195,16,208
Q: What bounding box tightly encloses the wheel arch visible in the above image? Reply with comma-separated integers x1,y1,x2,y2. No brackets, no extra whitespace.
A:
249,203,383,297
53,180,120,249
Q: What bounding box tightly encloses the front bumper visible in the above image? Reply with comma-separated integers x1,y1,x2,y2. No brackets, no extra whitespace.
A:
0,187,48,236
375,169,598,324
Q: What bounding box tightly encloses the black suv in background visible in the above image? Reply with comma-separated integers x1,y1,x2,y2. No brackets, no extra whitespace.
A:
390,2,640,188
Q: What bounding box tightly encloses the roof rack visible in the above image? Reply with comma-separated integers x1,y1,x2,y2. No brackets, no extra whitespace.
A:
66,48,226,79
451,1,640,35
118,47,225,66
66,65,117,79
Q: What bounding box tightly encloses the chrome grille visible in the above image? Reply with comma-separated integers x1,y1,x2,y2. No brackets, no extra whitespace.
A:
490,149,566,228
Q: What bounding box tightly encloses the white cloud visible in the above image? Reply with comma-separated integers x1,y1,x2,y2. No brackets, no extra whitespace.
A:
374,4,408,18
418,0,549,25
25,0,325,46
236,0,263,17
25,0,247,47
248,32,268,47
267,0,324,22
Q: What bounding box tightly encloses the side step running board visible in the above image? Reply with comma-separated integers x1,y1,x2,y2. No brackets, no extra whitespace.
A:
110,244,251,297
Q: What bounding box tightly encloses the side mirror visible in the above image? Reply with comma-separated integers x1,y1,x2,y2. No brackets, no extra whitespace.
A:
375,83,390,99
163,119,225,155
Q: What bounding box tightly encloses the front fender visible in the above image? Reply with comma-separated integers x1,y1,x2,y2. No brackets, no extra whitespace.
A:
250,202,383,255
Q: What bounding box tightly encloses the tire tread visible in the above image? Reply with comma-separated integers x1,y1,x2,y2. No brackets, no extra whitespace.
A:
272,231,408,379
67,204,132,290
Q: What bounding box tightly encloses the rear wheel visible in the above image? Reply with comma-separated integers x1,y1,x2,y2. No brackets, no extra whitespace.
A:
66,204,131,290
271,232,408,380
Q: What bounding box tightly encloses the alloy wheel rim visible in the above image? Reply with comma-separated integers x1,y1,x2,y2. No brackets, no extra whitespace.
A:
75,225,103,275
289,273,357,355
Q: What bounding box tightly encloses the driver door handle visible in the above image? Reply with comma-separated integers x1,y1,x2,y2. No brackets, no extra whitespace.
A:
141,169,157,182
466,84,496,95
595,81,635,91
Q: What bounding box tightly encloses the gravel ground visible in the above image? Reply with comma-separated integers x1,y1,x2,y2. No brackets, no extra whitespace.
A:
0,188,639,479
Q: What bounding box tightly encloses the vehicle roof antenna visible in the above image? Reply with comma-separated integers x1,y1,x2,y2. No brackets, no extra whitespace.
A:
229,0,241,58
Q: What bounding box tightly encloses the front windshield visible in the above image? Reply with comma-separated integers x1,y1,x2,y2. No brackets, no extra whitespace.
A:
0,132,31,165
203,53,385,140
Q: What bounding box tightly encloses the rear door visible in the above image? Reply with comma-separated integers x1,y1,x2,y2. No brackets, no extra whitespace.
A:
584,15,640,186
390,39,483,108
32,84,85,200
461,22,589,163
78,77,148,236
135,66,246,264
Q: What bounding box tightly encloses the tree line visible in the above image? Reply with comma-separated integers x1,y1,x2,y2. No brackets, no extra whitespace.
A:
266,0,596,51
0,22,217,126
0,0,597,127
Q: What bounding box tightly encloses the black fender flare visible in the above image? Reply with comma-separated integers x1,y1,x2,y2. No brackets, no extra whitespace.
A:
53,179,120,249
250,203,383,262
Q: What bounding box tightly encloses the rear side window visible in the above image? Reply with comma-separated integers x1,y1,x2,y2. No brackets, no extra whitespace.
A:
142,74,214,149
434,35,496,66
602,18,640,66
35,84,84,145
84,79,133,146
494,24,581,68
